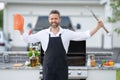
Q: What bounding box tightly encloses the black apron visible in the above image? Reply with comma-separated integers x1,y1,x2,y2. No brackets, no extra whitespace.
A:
43,34,68,80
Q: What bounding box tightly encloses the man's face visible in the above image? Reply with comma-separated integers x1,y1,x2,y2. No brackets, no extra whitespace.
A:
49,14,60,28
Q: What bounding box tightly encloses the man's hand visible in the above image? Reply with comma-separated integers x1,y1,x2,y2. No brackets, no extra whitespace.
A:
97,20,104,29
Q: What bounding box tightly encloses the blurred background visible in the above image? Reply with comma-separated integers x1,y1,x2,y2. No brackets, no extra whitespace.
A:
0,0,120,62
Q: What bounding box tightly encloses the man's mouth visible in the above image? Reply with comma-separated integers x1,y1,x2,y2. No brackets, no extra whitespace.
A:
52,22,57,25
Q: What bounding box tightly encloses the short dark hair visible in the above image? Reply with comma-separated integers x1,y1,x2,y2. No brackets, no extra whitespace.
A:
49,10,60,17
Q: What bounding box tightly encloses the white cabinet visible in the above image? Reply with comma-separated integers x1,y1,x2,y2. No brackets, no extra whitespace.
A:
87,69,116,80
0,69,40,80
0,68,116,80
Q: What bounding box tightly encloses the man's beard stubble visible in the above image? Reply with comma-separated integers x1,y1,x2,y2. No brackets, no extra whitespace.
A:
50,22,59,28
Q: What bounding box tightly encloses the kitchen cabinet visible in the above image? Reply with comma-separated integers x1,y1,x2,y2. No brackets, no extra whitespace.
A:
0,66,116,80
0,69,40,80
87,69,116,80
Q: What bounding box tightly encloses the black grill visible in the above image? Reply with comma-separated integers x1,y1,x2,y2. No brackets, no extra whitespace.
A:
67,41,86,66
40,40,86,66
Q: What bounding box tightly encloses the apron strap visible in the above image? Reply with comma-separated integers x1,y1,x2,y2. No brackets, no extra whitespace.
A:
59,34,61,37
49,34,51,37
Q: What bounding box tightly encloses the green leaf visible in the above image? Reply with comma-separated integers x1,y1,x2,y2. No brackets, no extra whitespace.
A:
0,10,3,28
27,51,33,57
27,50,40,57
34,50,40,57
114,28,120,35
108,0,120,35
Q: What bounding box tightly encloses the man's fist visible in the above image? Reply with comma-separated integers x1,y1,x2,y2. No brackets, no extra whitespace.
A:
97,20,104,28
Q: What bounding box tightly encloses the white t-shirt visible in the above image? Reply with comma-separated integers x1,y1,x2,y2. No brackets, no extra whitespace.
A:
23,27,91,53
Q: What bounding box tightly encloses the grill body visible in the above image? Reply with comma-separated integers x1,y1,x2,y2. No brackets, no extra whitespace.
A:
39,41,87,80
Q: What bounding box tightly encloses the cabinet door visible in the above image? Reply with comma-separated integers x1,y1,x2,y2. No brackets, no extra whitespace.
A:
87,70,116,80
0,70,40,80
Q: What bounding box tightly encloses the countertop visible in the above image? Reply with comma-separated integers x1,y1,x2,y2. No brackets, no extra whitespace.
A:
0,63,117,70
0,63,40,70
87,66,116,70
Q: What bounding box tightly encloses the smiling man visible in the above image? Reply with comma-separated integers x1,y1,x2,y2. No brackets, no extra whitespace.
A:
19,10,104,80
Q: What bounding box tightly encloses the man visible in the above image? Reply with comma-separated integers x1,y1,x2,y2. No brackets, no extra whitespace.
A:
20,10,104,80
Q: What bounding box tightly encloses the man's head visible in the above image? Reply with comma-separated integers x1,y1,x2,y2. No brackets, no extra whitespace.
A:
48,10,61,28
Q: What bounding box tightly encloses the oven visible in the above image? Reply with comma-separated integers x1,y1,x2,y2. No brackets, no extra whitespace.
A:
39,40,88,80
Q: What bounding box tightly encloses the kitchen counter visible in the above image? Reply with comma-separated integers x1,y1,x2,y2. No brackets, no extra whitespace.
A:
87,67,116,80
0,63,117,70
87,66,116,70
0,63,40,80
0,62,117,70
0,63,40,70
0,51,116,80
0,63,116,80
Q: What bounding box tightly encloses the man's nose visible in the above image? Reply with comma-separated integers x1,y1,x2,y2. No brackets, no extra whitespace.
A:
52,19,56,22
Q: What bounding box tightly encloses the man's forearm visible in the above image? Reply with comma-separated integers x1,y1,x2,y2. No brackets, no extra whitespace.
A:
90,25,101,36
90,21,103,36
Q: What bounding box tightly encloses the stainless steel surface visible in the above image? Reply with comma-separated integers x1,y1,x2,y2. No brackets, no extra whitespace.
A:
68,66,87,70
39,66,88,79
68,70,87,79
87,52,113,56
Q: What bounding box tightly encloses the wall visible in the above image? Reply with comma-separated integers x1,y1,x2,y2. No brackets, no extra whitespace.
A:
3,2,113,50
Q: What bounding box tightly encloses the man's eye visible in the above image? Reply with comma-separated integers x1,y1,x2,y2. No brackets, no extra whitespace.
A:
51,18,54,20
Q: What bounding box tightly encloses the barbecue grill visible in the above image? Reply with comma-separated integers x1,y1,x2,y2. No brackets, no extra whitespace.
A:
39,40,88,80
